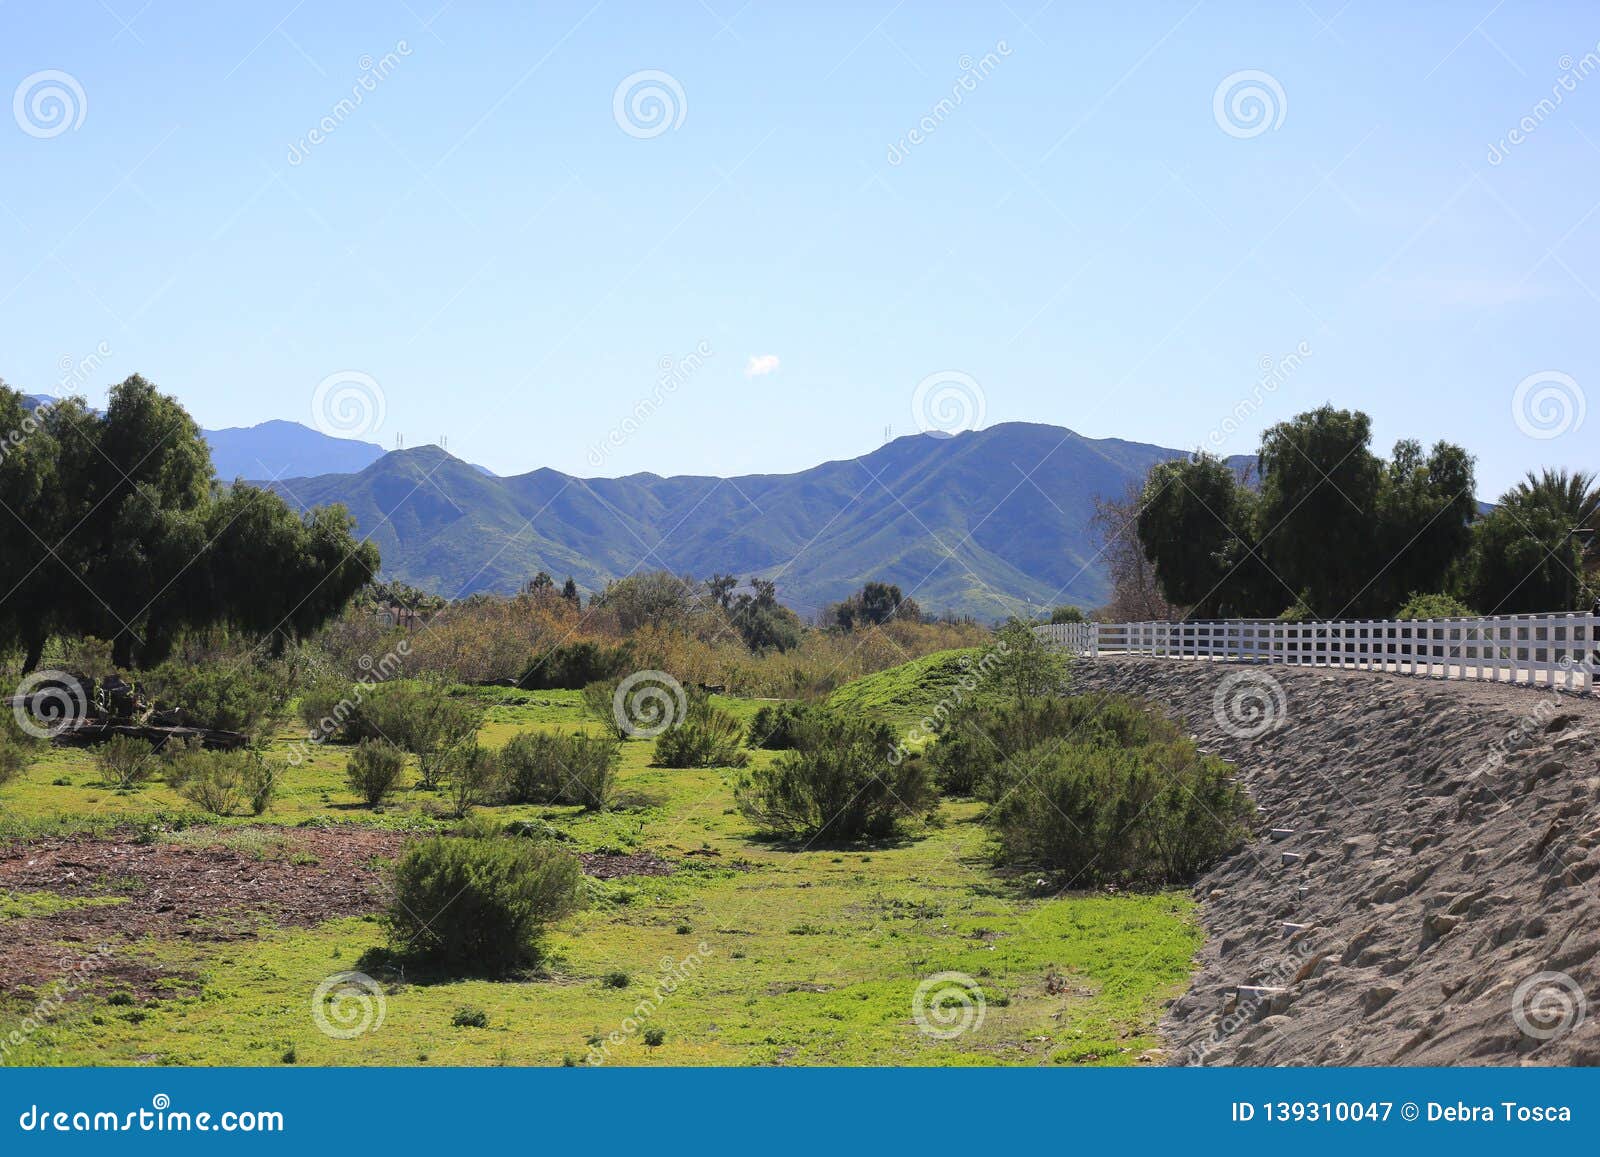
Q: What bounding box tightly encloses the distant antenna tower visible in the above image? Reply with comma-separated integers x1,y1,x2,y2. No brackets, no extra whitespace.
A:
396,434,404,449
884,425,892,443
441,435,448,451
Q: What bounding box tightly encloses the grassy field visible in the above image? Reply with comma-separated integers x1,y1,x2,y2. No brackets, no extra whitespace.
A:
0,678,1202,1067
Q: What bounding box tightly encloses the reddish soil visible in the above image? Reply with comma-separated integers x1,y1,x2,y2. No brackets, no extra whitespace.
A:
0,828,675,1002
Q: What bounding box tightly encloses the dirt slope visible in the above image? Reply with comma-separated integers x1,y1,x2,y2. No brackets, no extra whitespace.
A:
1070,657,1600,1065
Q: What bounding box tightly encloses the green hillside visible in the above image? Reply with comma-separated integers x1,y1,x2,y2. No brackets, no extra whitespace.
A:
270,423,1250,619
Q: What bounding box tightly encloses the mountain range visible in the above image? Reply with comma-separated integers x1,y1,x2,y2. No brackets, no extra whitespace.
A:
264,423,1251,620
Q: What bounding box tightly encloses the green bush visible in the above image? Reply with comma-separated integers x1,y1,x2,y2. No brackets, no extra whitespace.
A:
1394,592,1477,620
372,683,483,790
386,832,583,974
297,677,369,743
0,718,40,794
518,641,631,691
653,700,748,769
736,714,935,841
170,748,275,817
346,739,406,806
141,663,289,739
95,735,158,789
445,744,502,816
988,740,1252,885
1048,605,1088,624
581,680,625,739
451,1005,489,1029
929,694,1180,797
749,702,812,749
499,731,619,811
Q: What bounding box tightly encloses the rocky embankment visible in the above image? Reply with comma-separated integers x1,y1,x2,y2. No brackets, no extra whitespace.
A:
1071,658,1600,1065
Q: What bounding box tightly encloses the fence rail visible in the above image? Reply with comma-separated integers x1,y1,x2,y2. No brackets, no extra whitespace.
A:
1036,613,1600,695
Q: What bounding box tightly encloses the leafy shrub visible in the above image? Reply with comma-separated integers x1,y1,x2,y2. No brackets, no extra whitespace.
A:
1395,592,1477,620
929,694,1180,797
445,744,502,816
642,1027,665,1048
95,735,158,789
518,641,631,691
602,971,630,988
141,663,289,739
386,832,583,974
0,718,40,794
372,683,483,790
1048,605,1088,624
171,748,275,817
346,739,406,806
297,677,369,743
451,1005,489,1028
749,702,812,749
988,740,1252,884
499,731,619,811
736,714,935,841
654,699,748,769
581,679,625,739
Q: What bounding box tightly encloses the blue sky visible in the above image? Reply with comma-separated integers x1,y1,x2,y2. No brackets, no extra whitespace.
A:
1,1,1595,497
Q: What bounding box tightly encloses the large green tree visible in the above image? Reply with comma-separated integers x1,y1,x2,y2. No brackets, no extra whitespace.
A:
0,376,378,669
1136,454,1268,617
1464,469,1597,614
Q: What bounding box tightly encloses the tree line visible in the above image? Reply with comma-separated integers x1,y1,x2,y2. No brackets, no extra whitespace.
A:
1130,405,1596,621
0,376,377,670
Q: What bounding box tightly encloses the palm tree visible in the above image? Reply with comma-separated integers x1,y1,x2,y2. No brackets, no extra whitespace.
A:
1502,468,1599,595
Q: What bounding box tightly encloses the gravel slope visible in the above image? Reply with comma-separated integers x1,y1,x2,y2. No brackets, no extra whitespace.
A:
1070,657,1600,1066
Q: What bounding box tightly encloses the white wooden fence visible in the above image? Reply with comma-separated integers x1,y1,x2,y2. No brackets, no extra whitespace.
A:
1036,613,1600,695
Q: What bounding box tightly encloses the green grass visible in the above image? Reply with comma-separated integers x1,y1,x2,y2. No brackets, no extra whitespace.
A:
0,679,1201,1067
824,647,1004,732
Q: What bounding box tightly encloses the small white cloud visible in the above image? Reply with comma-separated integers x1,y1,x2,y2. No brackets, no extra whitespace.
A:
744,354,780,378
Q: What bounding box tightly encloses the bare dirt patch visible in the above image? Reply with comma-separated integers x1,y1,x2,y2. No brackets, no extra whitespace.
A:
0,827,678,1001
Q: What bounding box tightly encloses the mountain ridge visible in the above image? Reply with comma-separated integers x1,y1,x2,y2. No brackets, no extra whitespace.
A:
264,422,1255,620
